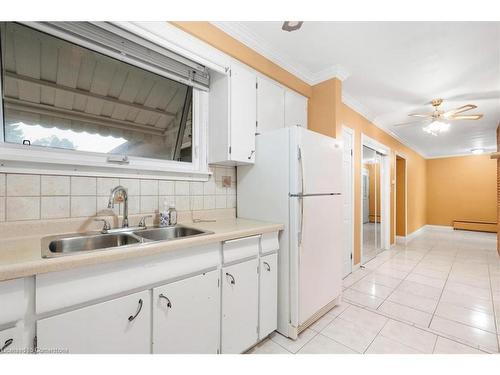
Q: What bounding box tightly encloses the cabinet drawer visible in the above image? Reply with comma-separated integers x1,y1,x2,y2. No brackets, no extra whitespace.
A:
259,253,278,339
37,290,151,354
223,235,259,264
152,270,219,354
260,232,279,254
0,278,25,326
0,325,23,354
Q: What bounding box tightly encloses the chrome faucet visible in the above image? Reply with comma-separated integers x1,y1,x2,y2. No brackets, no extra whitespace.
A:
108,185,128,228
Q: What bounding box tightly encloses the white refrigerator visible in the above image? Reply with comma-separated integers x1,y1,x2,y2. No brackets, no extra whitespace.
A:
237,126,343,339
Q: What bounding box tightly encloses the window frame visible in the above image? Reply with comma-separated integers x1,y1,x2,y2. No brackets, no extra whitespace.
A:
0,22,210,181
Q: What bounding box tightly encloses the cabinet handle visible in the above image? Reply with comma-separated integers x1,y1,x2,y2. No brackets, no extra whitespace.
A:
1,338,13,352
248,150,255,160
226,272,236,285
159,293,172,308
128,299,143,322
263,261,271,272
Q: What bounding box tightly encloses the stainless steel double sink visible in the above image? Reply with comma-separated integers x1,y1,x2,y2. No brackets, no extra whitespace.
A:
41,225,213,258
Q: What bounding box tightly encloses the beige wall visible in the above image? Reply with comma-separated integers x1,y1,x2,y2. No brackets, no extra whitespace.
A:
170,22,443,266
426,155,496,226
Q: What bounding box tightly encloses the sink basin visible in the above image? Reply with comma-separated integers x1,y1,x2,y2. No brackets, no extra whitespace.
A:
41,225,213,258
132,226,210,242
42,232,141,257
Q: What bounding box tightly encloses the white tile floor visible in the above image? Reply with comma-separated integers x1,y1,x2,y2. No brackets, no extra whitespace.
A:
248,228,500,354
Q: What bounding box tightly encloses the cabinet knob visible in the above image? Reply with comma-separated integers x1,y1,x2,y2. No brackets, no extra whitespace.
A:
1,338,14,352
159,293,172,308
263,261,271,272
248,150,255,160
226,272,236,285
128,299,143,322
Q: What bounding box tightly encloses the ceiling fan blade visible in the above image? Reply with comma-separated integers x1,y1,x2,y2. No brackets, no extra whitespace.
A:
449,114,483,120
408,113,433,118
443,104,477,118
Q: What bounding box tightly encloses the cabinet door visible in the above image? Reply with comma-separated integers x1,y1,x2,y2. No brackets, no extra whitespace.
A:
37,290,151,354
221,259,259,353
230,63,257,163
152,270,219,354
0,326,23,354
259,253,278,339
285,89,308,128
257,77,285,134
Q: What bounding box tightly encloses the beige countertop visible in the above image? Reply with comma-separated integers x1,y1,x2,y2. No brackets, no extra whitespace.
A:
0,218,283,282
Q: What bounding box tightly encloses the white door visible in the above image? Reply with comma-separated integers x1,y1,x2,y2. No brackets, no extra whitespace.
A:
221,259,259,353
258,253,278,340
298,195,343,325
342,128,354,277
295,127,343,194
37,290,151,354
257,77,284,133
230,63,257,163
152,271,219,354
285,89,308,128
0,325,23,353
362,169,369,223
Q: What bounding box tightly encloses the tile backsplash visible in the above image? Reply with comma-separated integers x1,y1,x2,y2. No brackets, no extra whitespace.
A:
0,166,236,222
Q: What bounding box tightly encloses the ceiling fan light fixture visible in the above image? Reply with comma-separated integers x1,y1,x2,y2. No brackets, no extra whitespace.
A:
423,120,450,136
282,21,303,32
471,148,485,155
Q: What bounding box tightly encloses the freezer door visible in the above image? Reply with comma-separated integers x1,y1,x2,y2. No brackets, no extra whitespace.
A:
293,128,343,195
297,195,343,325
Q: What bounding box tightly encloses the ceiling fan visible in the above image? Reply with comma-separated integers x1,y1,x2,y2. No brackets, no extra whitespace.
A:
394,98,483,136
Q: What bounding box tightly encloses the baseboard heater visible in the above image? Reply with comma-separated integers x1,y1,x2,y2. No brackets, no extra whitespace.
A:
452,220,497,233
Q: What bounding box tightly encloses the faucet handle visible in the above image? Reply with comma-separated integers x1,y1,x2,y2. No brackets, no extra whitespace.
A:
138,215,153,228
94,218,111,233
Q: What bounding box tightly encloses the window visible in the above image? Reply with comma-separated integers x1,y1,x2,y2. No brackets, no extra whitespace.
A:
0,22,210,176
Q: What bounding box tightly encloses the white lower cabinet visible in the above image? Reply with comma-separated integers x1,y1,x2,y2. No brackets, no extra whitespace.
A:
152,270,219,354
0,325,23,354
259,253,278,339
37,290,151,354
221,259,259,353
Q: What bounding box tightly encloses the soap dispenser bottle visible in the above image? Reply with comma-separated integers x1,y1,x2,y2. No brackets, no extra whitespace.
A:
168,204,177,226
159,200,170,227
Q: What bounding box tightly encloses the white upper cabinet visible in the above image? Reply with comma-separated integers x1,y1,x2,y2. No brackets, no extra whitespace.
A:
230,64,257,163
209,62,257,165
285,89,308,128
256,76,285,134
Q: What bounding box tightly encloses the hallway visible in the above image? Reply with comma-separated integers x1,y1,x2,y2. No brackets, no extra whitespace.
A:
250,228,500,354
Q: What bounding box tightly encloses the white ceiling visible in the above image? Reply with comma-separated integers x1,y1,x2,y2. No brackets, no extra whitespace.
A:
213,22,500,158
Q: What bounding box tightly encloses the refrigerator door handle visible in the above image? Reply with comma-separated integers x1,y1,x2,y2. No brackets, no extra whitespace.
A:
289,193,342,197
299,146,304,195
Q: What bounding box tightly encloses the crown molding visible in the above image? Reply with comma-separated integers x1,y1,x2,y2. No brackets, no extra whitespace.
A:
342,91,429,159
310,64,350,85
211,21,314,84
211,22,350,86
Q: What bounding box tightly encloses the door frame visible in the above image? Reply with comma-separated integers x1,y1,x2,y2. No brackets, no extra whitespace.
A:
360,134,391,262
394,152,408,241
342,126,355,277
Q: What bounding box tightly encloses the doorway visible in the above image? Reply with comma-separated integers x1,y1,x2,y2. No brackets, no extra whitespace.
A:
395,155,407,239
360,135,391,265
342,126,354,278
